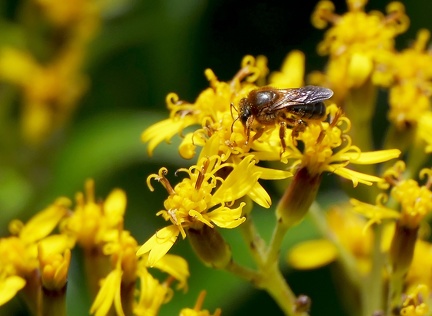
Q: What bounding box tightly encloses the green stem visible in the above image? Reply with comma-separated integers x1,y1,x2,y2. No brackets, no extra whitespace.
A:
41,286,67,316
364,224,385,316
225,260,261,283
256,262,309,316
83,247,111,300
308,203,361,287
240,213,267,266
21,269,41,316
386,275,402,316
264,222,288,268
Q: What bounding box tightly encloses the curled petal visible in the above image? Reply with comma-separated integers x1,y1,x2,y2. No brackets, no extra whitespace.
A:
331,167,383,187
248,182,272,208
141,116,197,156
342,149,401,164
136,226,180,267
207,203,246,229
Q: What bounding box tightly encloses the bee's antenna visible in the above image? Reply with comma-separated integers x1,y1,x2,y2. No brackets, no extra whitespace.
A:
230,102,240,133
230,102,238,119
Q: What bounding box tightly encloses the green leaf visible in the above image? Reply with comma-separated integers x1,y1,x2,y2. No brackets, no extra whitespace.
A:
50,111,185,197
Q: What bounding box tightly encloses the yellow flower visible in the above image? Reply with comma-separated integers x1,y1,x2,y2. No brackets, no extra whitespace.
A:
287,206,373,275
0,47,88,144
406,240,432,291
374,30,432,129
137,155,264,266
142,56,263,159
353,161,432,229
90,230,138,316
399,284,429,316
38,236,74,290
269,50,305,88
352,162,432,278
34,0,99,28
134,268,171,316
350,195,400,229
0,198,70,306
90,268,124,316
310,0,409,101
134,253,189,315
418,112,432,153
63,179,127,250
281,104,400,187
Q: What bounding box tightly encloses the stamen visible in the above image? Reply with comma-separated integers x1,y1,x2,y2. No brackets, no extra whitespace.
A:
193,290,207,310
147,167,175,195
195,159,210,190
419,168,432,189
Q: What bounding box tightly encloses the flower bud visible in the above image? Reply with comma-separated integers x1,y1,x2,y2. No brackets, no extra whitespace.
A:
389,221,418,278
187,225,232,269
276,167,321,228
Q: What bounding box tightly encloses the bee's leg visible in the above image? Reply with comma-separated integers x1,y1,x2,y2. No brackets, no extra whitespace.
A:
291,119,307,139
251,128,264,142
244,116,254,145
244,127,250,145
279,121,287,154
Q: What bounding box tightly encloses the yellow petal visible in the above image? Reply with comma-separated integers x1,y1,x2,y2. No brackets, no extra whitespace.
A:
247,182,271,208
287,239,337,269
211,156,261,205
342,149,401,164
104,189,127,225
152,254,190,290
141,116,196,156
136,225,179,267
19,198,70,243
90,270,124,316
0,276,26,306
0,48,39,85
252,165,293,180
207,204,246,229
332,167,383,187
348,53,373,88
269,50,305,88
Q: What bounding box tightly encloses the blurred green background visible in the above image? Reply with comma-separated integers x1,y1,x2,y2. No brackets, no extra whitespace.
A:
1,0,432,315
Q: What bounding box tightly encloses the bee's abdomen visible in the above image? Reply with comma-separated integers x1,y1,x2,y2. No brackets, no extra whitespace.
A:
290,102,326,120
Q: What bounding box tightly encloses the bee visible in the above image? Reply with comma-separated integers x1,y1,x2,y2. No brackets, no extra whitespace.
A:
236,85,334,151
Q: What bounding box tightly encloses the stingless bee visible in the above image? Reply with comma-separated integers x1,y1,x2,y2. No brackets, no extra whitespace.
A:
235,85,334,151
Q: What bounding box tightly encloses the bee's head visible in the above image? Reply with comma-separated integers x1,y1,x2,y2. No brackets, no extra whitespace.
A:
238,99,252,125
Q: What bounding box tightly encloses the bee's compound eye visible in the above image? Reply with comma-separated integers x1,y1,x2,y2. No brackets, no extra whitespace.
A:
240,106,250,123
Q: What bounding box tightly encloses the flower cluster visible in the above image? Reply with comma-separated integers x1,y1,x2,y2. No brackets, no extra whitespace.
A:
5,0,432,315
0,180,190,316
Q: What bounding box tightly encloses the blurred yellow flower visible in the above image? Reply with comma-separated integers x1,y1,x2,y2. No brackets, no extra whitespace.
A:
310,0,409,101
374,29,432,129
63,179,127,250
0,47,88,144
0,197,71,306
134,254,189,315
287,206,373,275
399,284,429,316
352,162,432,229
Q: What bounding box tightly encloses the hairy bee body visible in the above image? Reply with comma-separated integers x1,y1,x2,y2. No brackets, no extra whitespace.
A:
236,85,334,150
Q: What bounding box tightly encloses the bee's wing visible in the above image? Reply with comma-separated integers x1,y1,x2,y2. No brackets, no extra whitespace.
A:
269,86,334,111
